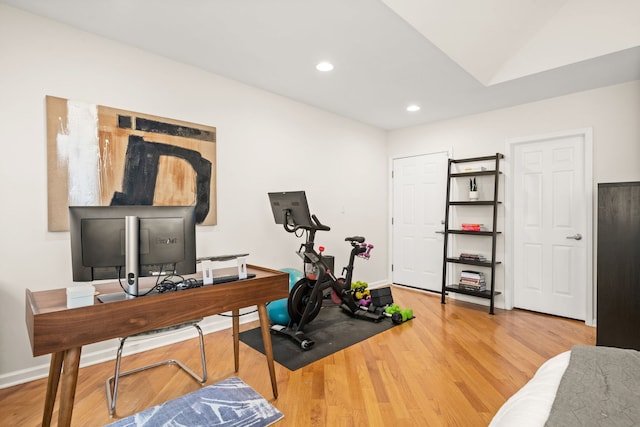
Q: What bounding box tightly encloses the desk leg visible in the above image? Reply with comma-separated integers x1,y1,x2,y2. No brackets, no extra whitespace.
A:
58,347,82,427
257,303,278,398
232,308,240,372
42,351,64,427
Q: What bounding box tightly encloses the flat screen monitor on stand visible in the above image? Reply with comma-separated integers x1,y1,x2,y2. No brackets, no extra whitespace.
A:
68,205,197,302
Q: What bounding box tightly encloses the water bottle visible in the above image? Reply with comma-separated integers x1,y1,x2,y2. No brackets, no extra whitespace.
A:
305,261,317,280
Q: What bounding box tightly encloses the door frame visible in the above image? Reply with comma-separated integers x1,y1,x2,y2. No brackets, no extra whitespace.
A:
389,149,452,290
505,128,594,325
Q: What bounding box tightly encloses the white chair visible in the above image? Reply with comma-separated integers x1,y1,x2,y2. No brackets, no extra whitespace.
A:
105,319,208,416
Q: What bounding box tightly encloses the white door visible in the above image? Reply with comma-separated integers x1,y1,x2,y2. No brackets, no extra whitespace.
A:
392,152,448,292
512,133,589,320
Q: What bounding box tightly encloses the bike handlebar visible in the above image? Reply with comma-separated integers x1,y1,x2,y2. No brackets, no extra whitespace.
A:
311,214,330,231
283,212,331,234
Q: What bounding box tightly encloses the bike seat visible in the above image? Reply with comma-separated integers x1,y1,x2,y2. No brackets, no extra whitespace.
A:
345,236,365,243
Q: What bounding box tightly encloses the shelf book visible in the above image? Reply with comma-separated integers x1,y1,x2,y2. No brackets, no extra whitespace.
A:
459,253,487,262
459,270,486,291
461,223,487,232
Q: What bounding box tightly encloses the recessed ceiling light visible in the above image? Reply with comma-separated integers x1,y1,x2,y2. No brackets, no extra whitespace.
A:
406,104,421,112
316,61,334,72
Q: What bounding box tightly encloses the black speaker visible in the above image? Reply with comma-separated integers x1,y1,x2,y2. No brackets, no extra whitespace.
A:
370,287,393,307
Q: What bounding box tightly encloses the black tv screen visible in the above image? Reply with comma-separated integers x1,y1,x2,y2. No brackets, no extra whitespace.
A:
69,205,196,282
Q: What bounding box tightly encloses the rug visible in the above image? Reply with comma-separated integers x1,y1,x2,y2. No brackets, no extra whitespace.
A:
240,301,396,371
106,376,283,427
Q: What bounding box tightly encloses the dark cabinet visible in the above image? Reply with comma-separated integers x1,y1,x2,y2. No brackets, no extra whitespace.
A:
597,181,640,350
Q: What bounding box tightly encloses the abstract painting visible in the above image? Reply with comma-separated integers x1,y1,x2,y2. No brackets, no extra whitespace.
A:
46,95,216,231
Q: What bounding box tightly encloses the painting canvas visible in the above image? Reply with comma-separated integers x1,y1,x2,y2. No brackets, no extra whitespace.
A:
46,95,216,231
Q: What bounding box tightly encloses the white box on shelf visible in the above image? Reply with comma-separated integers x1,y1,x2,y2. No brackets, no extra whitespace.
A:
66,285,95,308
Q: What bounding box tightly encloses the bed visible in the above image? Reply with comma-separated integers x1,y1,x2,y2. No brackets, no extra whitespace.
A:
490,345,640,427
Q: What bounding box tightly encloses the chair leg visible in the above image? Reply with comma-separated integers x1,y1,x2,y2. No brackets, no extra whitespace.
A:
195,324,208,382
106,337,127,416
104,324,207,417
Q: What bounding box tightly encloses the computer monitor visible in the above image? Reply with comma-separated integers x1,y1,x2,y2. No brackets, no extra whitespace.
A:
268,191,313,229
69,205,197,282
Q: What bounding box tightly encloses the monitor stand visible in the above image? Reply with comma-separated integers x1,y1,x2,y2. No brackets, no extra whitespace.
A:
97,287,161,303
125,215,139,299
97,292,128,303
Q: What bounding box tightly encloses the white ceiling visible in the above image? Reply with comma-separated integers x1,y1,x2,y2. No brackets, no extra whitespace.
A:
3,0,640,130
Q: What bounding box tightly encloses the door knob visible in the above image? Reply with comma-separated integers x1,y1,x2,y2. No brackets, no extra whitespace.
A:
435,231,445,234
566,233,582,240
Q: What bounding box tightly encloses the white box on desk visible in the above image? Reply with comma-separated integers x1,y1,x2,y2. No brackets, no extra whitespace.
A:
66,285,95,308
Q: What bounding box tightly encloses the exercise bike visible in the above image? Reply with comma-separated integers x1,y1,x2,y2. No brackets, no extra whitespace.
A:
268,191,380,350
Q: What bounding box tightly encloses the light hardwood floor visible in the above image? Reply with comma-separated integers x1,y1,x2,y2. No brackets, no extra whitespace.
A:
0,285,595,426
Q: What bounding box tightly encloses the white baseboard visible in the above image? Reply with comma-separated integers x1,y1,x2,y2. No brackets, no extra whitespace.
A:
367,280,389,289
0,310,259,389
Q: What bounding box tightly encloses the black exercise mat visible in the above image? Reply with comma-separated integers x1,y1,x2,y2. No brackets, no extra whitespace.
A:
239,302,395,371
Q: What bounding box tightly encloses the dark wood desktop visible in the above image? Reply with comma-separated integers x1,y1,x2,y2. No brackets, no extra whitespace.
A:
25,265,289,427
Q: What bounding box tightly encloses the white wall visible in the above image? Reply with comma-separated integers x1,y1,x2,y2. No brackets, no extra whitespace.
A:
0,5,388,386
388,81,640,183
387,79,640,311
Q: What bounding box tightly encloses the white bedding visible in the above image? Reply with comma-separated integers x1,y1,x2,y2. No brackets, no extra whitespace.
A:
489,351,570,427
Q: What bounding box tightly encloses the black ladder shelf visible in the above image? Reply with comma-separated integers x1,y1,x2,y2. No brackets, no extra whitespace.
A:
441,153,504,314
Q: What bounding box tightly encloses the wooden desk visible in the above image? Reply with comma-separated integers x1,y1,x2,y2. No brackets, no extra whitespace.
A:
25,265,288,427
